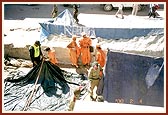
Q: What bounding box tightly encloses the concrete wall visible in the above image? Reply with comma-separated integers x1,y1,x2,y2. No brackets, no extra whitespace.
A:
4,44,97,65
4,44,31,60
4,44,71,64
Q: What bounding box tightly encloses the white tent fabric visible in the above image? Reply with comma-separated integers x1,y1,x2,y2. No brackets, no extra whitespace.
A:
39,9,96,42
54,9,76,26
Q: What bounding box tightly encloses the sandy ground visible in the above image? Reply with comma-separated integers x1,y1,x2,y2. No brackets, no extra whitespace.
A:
3,3,165,45
78,11,165,28
3,3,165,81
3,3,165,75
2,4,166,113
3,3,166,111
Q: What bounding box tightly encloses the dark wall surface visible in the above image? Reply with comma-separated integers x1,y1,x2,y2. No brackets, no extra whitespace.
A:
103,51,164,107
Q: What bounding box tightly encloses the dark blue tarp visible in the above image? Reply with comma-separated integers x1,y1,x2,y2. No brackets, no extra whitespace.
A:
39,22,95,39
4,61,83,111
103,51,164,107
95,28,163,39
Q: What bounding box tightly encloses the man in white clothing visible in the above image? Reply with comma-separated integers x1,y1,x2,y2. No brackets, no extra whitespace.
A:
115,4,124,19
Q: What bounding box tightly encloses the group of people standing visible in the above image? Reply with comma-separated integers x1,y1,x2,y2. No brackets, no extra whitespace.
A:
30,4,107,107
29,32,106,103
66,32,106,102
67,32,106,69
29,32,106,70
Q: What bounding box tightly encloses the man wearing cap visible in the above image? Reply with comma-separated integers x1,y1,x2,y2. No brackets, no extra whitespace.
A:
96,44,106,68
88,61,103,101
29,41,43,67
67,35,80,68
79,32,92,66
44,47,58,65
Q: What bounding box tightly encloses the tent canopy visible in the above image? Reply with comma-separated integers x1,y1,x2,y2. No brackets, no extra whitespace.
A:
39,9,96,42
54,9,76,26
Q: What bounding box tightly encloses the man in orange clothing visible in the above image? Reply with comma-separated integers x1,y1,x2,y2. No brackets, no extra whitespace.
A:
96,44,106,68
44,47,58,65
79,32,92,66
67,35,80,68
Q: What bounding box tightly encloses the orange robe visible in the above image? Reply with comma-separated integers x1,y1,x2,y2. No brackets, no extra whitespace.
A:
67,40,80,66
48,49,58,65
79,37,92,65
96,49,106,67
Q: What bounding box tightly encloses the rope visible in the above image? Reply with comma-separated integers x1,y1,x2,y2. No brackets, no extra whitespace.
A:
23,59,45,111
66,81,80,86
